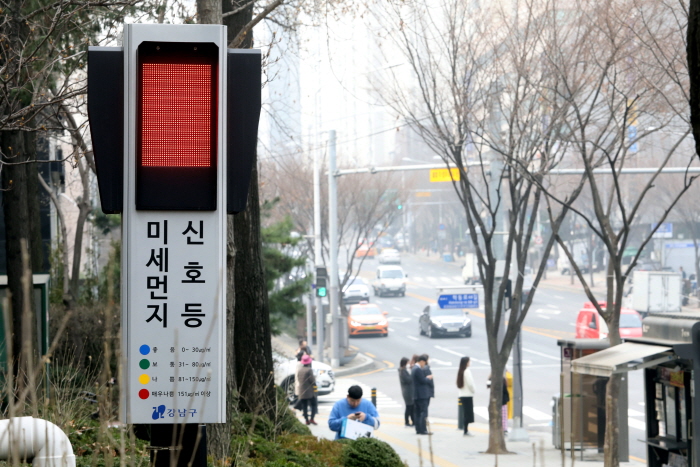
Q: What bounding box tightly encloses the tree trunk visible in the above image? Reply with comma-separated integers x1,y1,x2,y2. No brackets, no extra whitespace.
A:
1,130,39,390
688,0,700,159
485,362,509,454
233,163,275,416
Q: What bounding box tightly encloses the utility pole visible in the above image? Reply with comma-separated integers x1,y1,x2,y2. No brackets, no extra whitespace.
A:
328,130,340,367
313,137,324,363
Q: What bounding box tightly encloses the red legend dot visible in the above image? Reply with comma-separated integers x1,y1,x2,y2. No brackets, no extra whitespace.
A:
138,389,150,400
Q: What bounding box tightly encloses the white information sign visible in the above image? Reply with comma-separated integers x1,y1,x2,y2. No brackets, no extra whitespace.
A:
122,24,227,424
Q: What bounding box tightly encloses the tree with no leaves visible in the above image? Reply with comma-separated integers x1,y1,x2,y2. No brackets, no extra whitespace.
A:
372,0,585,453
537,1,694,465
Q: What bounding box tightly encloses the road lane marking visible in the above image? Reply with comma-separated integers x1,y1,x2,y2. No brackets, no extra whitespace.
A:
387,317,411,323
474,407,489,420
365,352,376,358
434,345,465,358
412,312,421,317
522,348,560,361
392,306,401,311
536,308,560,314
383,360,395,368
522,406,552,421
628,418,646,430
349,345,359,350
431,358,453,366
407,336,419,341
554,295,564,299
539,316,551,320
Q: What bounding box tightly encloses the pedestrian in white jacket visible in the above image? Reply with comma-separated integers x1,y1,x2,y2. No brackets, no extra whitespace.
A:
456,356,475,436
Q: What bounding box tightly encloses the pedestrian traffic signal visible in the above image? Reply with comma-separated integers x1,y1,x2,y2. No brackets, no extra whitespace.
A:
316,277,328,297
397,204,403,210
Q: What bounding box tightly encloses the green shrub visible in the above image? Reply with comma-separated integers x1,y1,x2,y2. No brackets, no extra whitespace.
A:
341,437,403,467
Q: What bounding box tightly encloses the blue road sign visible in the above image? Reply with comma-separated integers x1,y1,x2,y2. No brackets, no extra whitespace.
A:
438,293,479,309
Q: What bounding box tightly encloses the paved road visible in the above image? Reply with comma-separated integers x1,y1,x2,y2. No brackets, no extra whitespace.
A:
337,252,647,461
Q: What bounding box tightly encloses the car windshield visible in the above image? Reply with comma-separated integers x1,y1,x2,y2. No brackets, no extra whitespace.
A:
380,270,403,278
352,306,382,315
432,308,465,317
349,278,366,286
620,313,642,328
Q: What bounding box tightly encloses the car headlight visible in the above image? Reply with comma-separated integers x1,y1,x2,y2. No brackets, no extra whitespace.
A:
317,370,326,375
432,321,442,328
378,319,387,326
351,320,362,326
463,320,471,326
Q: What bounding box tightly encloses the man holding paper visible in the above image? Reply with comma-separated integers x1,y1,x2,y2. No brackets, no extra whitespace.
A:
328,385,380,439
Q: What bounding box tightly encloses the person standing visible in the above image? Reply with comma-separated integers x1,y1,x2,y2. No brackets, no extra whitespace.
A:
295,339,312,361
297,355,317,425
412,355,433,435
422,354,435,415
456,357,475,436
398,357,414,427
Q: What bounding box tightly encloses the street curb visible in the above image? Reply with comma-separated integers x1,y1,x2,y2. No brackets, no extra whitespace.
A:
332,352,377,377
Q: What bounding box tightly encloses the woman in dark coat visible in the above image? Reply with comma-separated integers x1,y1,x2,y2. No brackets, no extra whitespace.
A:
297,355,317,425
398,357,414,427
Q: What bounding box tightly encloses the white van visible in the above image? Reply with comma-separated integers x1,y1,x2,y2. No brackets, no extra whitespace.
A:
373,265,407,297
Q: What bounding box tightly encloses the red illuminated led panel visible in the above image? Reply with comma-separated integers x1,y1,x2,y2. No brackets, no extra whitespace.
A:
141,63,213,167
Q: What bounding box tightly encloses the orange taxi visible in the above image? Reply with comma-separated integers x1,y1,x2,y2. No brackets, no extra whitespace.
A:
348,302,389,337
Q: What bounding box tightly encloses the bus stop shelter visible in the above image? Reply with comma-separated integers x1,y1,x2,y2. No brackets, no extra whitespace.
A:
571,313,700,467
556,339,628,462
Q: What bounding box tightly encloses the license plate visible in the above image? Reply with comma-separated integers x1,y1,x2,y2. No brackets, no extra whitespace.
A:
447,329,460,332
363,326,377,330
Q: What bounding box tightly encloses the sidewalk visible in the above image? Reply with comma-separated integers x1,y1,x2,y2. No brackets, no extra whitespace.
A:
304,411,645,467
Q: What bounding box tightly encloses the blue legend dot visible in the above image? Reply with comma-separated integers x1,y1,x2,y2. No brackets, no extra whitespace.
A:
139,345,151,355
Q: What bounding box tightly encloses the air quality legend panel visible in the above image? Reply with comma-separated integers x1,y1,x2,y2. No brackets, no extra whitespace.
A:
126,211,224,424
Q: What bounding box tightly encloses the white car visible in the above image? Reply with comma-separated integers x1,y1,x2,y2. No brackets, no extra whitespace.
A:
273,353,335,403
373,265,407,297
343,277,371,304
378,248,401,264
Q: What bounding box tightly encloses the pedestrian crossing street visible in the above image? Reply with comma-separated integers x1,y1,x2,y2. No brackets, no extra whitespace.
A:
319,378,647,430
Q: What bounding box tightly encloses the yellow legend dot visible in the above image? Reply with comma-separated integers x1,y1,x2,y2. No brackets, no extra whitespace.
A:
139,374,150,384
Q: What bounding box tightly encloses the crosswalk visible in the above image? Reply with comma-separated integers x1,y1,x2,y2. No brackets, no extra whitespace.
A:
408,275,464,287
318,378,648,431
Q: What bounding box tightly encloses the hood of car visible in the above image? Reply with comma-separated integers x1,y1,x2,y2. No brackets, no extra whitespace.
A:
350,314,385,324
431,315,468,325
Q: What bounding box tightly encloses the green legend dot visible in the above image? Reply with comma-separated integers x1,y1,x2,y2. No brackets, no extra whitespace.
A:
139,359,150,370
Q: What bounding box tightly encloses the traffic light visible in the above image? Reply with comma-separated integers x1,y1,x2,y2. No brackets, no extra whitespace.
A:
397,204,403,210
87,24,262,426
315,266,328,297
316,276,328,297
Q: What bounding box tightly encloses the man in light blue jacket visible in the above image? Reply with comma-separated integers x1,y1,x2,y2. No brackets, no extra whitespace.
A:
328,385,380,439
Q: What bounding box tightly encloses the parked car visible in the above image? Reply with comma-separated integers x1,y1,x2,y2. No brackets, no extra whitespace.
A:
419,304,472,338
574,301,642,339
348,302,389,337
342,277,370,304
372,265,407,297
378,248,401,264
273,352,335,403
